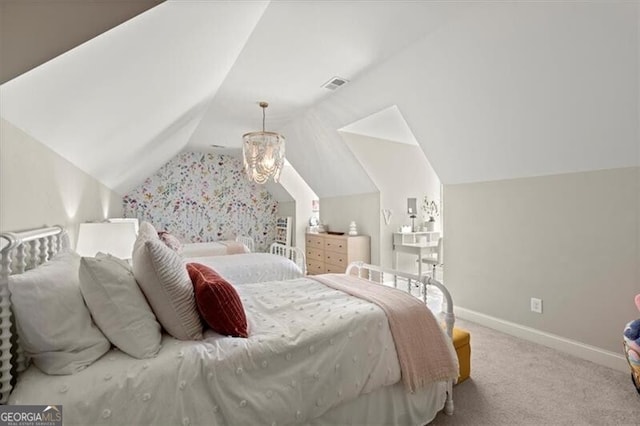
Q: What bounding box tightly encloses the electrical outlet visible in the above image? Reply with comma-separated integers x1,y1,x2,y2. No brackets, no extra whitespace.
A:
530,297,543,314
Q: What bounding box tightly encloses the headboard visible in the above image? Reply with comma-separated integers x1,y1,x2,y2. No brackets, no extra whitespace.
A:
0,226,69,404
269,242,306,275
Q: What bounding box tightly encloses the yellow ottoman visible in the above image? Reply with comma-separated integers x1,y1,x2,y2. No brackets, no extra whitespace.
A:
452,327,471,384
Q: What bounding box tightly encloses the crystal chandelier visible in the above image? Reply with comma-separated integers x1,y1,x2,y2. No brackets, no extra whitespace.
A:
242,102,285,184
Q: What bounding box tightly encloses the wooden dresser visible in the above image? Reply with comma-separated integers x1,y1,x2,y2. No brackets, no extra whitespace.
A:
305,233,370,275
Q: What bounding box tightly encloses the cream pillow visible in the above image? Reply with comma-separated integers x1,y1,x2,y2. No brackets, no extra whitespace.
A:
79,253,162,358
138,221,159,240
132,238,203,340
8,251,110,375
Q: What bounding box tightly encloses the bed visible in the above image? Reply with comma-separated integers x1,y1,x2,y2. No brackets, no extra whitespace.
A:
153,222,306,282
179,236,253,258
185,243,306,285
0,225,458,425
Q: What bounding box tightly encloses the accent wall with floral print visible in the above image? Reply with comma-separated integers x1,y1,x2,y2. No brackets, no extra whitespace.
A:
123,152,277,251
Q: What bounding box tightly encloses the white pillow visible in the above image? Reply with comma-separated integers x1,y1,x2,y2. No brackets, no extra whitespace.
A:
138,221,159,240
132,238,203,340
79,253,162,358
8,251,110,375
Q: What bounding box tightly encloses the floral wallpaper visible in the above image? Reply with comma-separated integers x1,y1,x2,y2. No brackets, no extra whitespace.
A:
123,152,278,251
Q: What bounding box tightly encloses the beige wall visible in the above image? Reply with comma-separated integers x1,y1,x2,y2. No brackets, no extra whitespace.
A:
444,167,639,354
319,192,380,265
0,119,122,246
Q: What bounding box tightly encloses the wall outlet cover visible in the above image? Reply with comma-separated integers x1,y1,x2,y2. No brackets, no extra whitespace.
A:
530,297,543,314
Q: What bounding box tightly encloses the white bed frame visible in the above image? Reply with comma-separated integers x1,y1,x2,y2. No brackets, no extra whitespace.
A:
0,226,455,417
268,242,306,274
235,235,255,252
0,226,69,404
346,260,456,415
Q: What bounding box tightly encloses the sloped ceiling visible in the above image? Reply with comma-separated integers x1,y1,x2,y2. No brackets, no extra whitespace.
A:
0,0,164,84
1,1,270,194
1,1,638,199
340,105,418,146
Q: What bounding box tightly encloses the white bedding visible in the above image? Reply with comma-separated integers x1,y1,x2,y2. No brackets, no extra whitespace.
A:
180,241,248,257
9,278,449,425
184,252,303,284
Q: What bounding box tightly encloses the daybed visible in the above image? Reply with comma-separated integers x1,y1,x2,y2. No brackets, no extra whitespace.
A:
154,221,306,283
157,226,254,257
0,225,458,425
185,243,306,284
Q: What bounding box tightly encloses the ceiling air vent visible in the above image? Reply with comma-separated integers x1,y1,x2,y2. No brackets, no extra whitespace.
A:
322,76,349,91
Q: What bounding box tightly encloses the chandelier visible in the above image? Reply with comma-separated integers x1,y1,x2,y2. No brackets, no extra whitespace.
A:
242,101,285,184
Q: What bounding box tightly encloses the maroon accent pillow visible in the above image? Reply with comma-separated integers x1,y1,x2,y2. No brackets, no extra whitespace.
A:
186,263,249,338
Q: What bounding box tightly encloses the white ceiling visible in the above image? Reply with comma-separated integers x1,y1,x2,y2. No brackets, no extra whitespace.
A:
339,105,418,146
1,1,637,198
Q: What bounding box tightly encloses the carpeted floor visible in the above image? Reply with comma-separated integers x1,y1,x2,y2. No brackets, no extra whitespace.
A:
429,319,640,425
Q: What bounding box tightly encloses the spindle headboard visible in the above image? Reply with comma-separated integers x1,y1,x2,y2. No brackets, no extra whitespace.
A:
0,226,68,404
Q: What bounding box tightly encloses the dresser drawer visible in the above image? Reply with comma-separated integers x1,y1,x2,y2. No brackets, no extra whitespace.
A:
324,251,347,269
325,263,346,274
306,259,325,275
306,235,324,249
306,247,324,262
324,238,347,254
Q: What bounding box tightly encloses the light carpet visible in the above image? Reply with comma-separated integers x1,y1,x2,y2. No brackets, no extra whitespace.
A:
430,319,640,425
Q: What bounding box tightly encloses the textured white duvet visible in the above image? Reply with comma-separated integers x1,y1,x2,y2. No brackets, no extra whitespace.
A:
9,278,431,425
184,252,303,284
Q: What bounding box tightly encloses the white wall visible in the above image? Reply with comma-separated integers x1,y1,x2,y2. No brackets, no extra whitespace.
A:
277,162,318,250
284,2,637,194
0,118,122,245
444,167,639,356
319,192,380,265
343,133,441,271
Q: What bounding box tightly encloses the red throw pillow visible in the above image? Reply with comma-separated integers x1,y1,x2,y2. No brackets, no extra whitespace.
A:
186,263,248,338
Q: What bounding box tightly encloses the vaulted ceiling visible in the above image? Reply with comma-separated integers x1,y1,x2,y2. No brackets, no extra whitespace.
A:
1,1,637,200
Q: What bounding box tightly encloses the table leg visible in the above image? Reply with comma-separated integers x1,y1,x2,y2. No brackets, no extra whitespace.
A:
393,248,398,270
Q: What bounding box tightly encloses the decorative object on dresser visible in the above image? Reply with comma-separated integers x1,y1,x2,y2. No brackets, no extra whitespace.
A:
348,221,358,236
242,101,285,184
275,216,292,246
305,232,370,275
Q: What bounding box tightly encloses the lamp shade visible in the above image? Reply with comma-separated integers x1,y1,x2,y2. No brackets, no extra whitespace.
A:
75,222,138,259
107,217,139,234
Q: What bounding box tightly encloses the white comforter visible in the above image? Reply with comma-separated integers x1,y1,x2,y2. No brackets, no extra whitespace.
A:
180,241,248,257
10,278,403,425
184,252,303,284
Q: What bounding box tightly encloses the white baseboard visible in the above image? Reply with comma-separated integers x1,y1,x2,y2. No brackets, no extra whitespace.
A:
455,307,629,373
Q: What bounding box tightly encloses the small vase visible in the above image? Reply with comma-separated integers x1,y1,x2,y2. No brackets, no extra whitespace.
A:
424,221,435,232
348,221,358,236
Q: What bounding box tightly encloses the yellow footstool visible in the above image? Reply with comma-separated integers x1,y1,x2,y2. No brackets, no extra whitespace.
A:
452,327,471,384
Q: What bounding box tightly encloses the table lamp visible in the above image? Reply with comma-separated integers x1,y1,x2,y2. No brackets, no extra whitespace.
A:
75,222,138,260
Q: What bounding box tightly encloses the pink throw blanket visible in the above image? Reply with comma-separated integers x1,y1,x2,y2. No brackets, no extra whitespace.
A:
311,274,458,392
220,240,249,255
